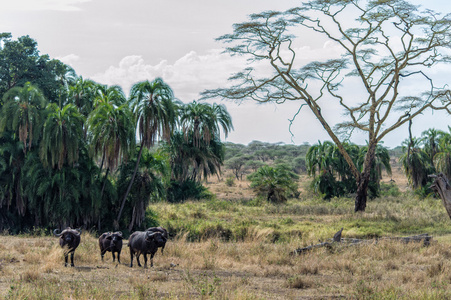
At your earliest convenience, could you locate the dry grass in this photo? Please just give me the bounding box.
[1,231,451,299]
[2,168,450,299]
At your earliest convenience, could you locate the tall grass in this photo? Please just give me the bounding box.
[2,192,451,299]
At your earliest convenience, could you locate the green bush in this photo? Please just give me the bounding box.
[380,182,401,197]
[248,165,299,203]
[166,180,213,203]
[225,176,235,187]
[142,207,159,229]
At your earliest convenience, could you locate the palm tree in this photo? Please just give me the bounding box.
[421,128,444,167]
[0,132,27,216]
[165,131,225,183]
[116,148,169,231]
[434,129,451,179]
[358,144,392,198]
[93,84,127,107]
[52,61,77,107]
[87,95,135,230]
[87,85,134,171]
[180,101,233,147]
[307,141,390,199]
[116,78,178,226]
[0,82,48,153]
[400,137,435,190]
[40,103,85,170]
[68,76,98,117]
[23,146,108,228]
[306,141,335,176]
[248,164,299,203]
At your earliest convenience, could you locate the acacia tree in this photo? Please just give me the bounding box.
[202,0,451,211]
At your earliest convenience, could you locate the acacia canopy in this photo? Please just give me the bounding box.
[202,0,451,211]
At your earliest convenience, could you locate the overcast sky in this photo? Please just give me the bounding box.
[1,0,450,148]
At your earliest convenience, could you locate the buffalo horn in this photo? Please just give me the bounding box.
[53,229,62,237]
[146,231,157,238]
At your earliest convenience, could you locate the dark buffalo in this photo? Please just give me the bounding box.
[146,226,168,254]
[98,231,123,263]
[128,230,167,268]
[53,227,81,267]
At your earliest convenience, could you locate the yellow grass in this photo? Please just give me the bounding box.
[1,231,451,299]
[1,167,449,299]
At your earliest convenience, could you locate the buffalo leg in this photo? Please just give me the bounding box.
[150,253,154,267]
[137,253,142,267]
[64,254,68,267]
[129,248,134,267]
[112,252,116,262]
[70,252,75,267]
[101,250,106,261]
[143,254,148,268]
[117,251,121,264]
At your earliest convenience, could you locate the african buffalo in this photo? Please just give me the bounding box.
[98,231,123,263]
[53,227,81,267]
[128,230,166,268]
[146,226,168,254]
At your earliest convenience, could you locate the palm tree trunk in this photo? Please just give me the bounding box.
[99,152,105,174]
[98,167,110,231]
[100,167,109,200]
[115,143,144,229]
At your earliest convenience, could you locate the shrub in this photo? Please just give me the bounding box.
[225,176,235,187]
[166,180,213,203]
[247,165,299,203]
[380,182,401,197]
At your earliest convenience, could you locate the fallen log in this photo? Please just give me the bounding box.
[292,230,432,255]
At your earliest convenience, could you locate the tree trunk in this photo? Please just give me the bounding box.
[354,142,377,212]
[355,174,369,212]
[430,173,451,219]
[115,143,144,229]
[97,167,110,231]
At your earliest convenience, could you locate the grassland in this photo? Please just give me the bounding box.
[2,173,451,299]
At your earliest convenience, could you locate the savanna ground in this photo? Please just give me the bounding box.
[2,168,451,299]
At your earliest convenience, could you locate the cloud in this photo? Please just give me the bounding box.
[3,0,91,11]
[88,41,448,147]
[90,41,345,101]
[91,49,247,101]
[57,54,80,66]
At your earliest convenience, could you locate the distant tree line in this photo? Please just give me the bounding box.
[224,141,309,181]
[0,33,232,233]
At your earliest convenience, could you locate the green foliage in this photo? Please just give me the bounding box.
[39,103,85,170]
[225,176,235,187]
[165,131,225,183]
[0,34,72,102]
[166,180,212,203]
[379,182,401,198]
[225,155,249,180]
[307,141,390,200]
[116,147,169,230]
[86,87,135,171]
[248,165,299,203]
[142,207,159,229]
[0,82,48,153]
[400,127,451,196]
[202,0,451,212]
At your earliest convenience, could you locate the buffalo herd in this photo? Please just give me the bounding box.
[53,226,168,268]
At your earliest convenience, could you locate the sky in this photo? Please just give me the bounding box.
[1,0,450,148]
